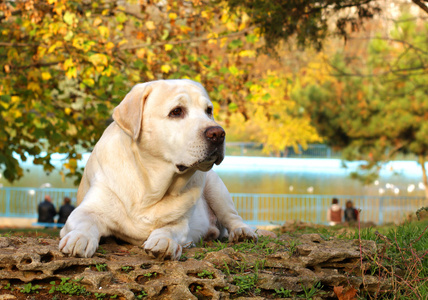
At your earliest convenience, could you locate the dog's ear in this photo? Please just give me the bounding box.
[113,83,153,141]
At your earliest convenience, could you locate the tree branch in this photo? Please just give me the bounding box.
[120,27,255,51]
[14,61,64,69]
[411,0,428,15]
[348,36,428,55]
[326,59,427,78]
[0,42,34,47]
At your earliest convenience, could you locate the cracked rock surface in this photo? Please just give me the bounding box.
[0,233,387,299]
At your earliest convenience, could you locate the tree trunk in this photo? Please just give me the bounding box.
[418,155,428,201]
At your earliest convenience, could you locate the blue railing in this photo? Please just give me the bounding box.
[0,187,425,225]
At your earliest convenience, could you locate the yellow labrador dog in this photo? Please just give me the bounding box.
[59,79,257,260]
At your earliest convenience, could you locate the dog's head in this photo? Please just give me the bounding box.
[113,79,225,173]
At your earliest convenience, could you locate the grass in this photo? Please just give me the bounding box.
[224,215,427,299]
[49,277,89,296]
[288,216,428,299]
[354,220,428,299]
[197,270,214,279]
[0,227,60,238]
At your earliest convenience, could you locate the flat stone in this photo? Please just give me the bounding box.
[0,234,389,299]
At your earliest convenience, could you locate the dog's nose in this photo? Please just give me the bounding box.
[204,126,225,145]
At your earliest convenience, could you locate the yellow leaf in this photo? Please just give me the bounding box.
[63,11,76,26]
[169,13,177,20]
[72,37,84,49]
[145,21,155,30]
[63,58,74,70]
[225,21,236,31]
[14,110,22,118]
[53,4,65,16]
[41,72,52,81]
[136,48,145,59]
[161,64,171,73]
[239,50,256,58]
[27,82,41,93]
[0,102,8,110]
[47,44,57,54]
[106,42,115,50]
[93,17,102,27]
[101,66,112,77]
[201,11,209,19]
[98,26,109,38]
[82,78,95,86]
[118,39,128,47]
[164,44,173,51]
[180,25,192,34]
[207,32,218,44]
[47,0,56,4]
[11,96,20,103]
[66,67,77,79]
[64,107,72,115]
[89,53,108,67]
[146,71,155,80]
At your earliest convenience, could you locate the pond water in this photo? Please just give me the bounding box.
[0,155,425,197]
[214,157,426,197]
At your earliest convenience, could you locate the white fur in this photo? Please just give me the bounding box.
[59,79,256,260]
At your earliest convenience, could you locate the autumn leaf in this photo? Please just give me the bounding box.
[145,21,155,30]
[89,53,108,67]
[161,64,171,73]
[334,286,358,300]
[41,72,52,81]
[63,11,76,26]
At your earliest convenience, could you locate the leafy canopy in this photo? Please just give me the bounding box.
[295,13,428,188]
[0,0,320,183]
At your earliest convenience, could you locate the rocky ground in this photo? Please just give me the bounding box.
[0,226,389,300]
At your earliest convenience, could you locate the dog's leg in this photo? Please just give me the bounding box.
[143,219,189,260]
[203,170,258,243]
[59,187,110,258]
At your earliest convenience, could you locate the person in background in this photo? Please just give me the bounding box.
[327,198,343,226]
[38,195,57,223]
[344,200,359,223]
[58,197,75,224]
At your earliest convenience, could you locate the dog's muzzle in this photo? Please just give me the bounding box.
[204,126,225,165]
[176,126,226,173]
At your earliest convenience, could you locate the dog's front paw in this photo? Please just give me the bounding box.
[59,231,99,258]
[143,236,182,260]
[229,226,258,243]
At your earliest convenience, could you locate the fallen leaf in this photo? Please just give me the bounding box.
[334,285,357,300]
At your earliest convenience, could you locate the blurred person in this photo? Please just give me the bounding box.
[327,198,343,226]
[38,195,57,223]
[344,200,359,223]
[58,197,75,224]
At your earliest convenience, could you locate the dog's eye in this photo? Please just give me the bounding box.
[169,107,183,117]
[206,107,213,116]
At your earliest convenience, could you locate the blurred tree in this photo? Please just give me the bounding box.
[227,72,321,156]
[0,0,321,183]
[295,13,428,197]
[225,0,428,51]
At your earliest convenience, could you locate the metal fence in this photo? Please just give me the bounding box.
[0,187,425,225]
[234,194,426,225]
[0,187,77,218]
